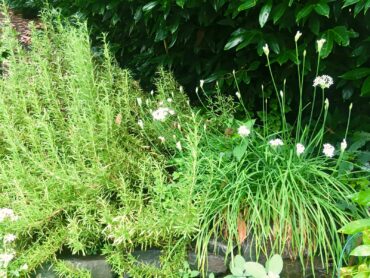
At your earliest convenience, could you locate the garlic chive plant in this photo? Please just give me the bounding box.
[136,34,366,276]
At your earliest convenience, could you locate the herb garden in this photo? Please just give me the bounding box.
[0,1,369,277]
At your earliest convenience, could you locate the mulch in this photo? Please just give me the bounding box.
[0,9,42,46]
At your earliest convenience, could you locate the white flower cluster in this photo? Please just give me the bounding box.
[152,107,175,121]
[269,138,284,147]
[296,143,305,155]
[322,143,335,158]
[0,252,15,268]
[313,75,334,89]
[0,208,18,222]
[237,125,251,137]
[3,234,16,244]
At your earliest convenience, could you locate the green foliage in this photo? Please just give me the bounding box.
[226,254,283,278]
[7,0,370,141]
[178,261,200,278]
[0,8,197,277]
[339,175,370,277]
[53,260,91,278]
[135,40,367,275]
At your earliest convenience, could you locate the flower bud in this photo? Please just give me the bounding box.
[324,98,329,109]
[262,44,269,56]
[295,31,302,42]
[317,39,326,53]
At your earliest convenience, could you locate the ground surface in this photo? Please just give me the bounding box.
[0,9,41,45]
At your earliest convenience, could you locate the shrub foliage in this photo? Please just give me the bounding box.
[7,0,370,138]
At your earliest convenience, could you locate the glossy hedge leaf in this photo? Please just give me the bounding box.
[350,245,370,256]
[309,16,320,35]
[354,1,365,17]
[314,2,330,17]
[361,76,370,96]
[224,35,244,50]
[342,86,354,100]
[238,0,257,12]
[330,26,351,46]
[176,0,185,8]
[342,0,361,8]
[142,1,158,12]
[213,0,227,11]
[272,3,287,23]
[236,30,260,51]
[259,2,272,28]
[348,131,370,151]
[339,219,370,234]
[296,4,314,22]
[340,68,370,80]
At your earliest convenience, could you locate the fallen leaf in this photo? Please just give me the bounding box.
[237,216,247,244]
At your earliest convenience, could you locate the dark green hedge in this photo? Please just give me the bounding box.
[7,0,370,140]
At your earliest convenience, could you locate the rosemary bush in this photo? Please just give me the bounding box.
[0,7,196,277]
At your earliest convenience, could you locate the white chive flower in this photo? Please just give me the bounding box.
[238,125,251,137]
[138,119,144,129]
[323,143,335,158]
[0,208,18,222]
[136,97,142,107]
[151,107,175,121]
[313,75,333,89]
[295,31,302,42]
[3,234,16,243]
[269,139,284,147]
[0,253,14,267]
[296,143,305,155]
[150,90,154,96]
[263,44,269,56]
[158,136,165,143]
[235,92,241,99]
[176,141,182,152]
[200,80,204,88]
[340,139,347,152]
[280,90,284,98]
[167,98,173,103]
[317,38,326,52]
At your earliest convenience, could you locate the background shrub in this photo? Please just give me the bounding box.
[6,0,370,146]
